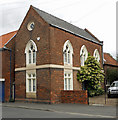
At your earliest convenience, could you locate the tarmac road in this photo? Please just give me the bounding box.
[1,102,117,118]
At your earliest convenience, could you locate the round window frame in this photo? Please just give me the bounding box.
[27,22,35,31]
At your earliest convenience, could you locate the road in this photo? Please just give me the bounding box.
[2,105,116,118]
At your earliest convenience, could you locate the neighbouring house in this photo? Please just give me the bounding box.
[104,53,118,87]
[0,31,17,102]
[0,5,104,104]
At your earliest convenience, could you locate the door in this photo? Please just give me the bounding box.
[82,81,88,90]
[0,81,5,102]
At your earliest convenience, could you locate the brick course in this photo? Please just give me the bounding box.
[61,90,88,104]
[49,26,103,67]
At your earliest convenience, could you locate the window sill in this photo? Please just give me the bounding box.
[26,92,36,98]
[26,64,36,68]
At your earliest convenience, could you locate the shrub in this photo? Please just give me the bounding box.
[77,56,105,97]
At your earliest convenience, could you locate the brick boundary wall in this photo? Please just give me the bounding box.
[61,90,88,104]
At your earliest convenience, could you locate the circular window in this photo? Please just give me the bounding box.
[27,22,35,31]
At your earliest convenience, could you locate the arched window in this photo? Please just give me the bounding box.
[93,49,100,62]
[80,45,88,66]
[25,40,37,65]
[63,40,73,90]
[63,40,73,65]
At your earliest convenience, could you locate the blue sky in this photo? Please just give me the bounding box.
[0,0,117,58]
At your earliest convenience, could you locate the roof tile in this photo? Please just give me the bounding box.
[0,31,17,48]
[104,53,118,66]
[32,6,102,45]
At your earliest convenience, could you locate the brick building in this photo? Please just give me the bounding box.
[0,31,17,102]
[0,5,103,104]
[104,53,118,86]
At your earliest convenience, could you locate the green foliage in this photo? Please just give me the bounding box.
[88,52,91,56]
[96,87,104,95]
[106,68,118,84]
[88,88,104,97]
[77,56,105,97]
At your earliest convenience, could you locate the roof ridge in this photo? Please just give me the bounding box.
[84,28,101,42]
[32,5,102,45]
[32,6,83,30]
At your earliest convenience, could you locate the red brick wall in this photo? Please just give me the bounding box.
[61,90,88,104]
[15,71,26,99]
[15,7,50,69]
[36,69,51,101]
[15,69,51,102]
[73,70,82,90]
[14,7,51,102]
[50,68,64,103]
[1,35,15,102]
[49,27,103,67]
[50,69,82,103]
[2,50,11,101]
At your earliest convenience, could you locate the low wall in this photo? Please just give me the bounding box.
[61,90,88,104]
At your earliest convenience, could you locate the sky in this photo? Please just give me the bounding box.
[0,0,117,59]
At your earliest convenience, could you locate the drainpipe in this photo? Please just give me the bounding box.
[3,46,12,101]
[100,41,104,68]
[100,41,107,104]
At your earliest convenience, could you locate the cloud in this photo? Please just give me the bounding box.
[0,0,117,58]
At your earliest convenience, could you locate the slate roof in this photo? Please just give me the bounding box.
[32,6,102,45]
[0,31,17,48]
[104,53,118,66]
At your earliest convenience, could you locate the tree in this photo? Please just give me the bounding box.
[106,68,118,85]
[77,56,105,97]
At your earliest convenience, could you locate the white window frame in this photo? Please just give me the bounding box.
[25,40,37,65]
[93,49,100,62]
[0,78,5,81]
[26,72,36,93]
[64,70,73,90]
[80,45,88,66]
[63,40,73,65]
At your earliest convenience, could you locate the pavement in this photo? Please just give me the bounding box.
[1,101,117,118]
[1,94,117,118]
[89,94,118,106]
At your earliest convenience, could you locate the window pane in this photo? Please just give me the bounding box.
[29,79,31,92]
[33,74,35,77]
[65,78,67,90]
[65,73,67,77]
[64,53,67,63]
[28,74,31,78]
[84,54,86,61]
[80,56,83,66]
[116,83,118,87]
[29,50,31,64]
[68,74,70,77]
[33,51,36,63]
[33,79,36,92]
[30,44,33,50]
[68,52,70,63]
[68,78,71,90]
